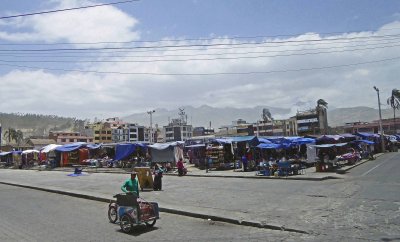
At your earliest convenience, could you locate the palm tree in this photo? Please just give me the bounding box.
[15,130,24,146]
[3,128,17,144]
[3,128,23,146]
[387,89,400,132]
[317,99,328,109]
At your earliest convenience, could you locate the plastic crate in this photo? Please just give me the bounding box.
[116,194,138,207]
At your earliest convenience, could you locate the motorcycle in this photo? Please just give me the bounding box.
[108,193,159,233]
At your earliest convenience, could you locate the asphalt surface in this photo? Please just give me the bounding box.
[0,184,312,242]
[0,152,399,241]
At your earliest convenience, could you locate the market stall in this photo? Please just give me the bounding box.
[55,142,88,167]
[148,142,184,165]
[21,149,39,167]
[205,138,234,170]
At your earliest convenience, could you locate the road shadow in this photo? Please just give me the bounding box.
[381,238,400,242]
[116,224,159,236]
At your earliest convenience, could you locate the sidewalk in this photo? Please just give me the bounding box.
[31,157,374,181]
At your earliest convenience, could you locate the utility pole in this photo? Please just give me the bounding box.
[147,110,155,144]
[373,86,385,153]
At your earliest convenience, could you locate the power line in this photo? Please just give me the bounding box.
[0,0,138,20]
[1,38,399,59]
[1,56,399,76]
[1,42,400,63]
[1,26,400,46]
[1,33,400,52]
[2,35,400,56]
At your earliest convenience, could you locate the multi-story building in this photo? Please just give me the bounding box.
[127,123,146,143]
[193,127,215,137]
[253,118,297,136]
[217,119,254,136]
[49,131,94,144]
[85,122,112,144]
[111,125,129,143]
[343,118,400,134]
[163,118,193,142]
[296,107,328,136]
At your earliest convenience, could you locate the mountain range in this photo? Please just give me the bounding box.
[123,105,395,129]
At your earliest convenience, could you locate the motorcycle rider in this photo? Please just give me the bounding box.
[121,171,140,197]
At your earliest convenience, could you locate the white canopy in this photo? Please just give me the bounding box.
[40,144,61,153]
[22,149,39,154]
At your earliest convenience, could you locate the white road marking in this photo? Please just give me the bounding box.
[362,159,388,176]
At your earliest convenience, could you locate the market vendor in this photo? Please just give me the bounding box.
[121,171,140,197]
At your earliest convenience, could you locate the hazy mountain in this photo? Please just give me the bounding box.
[327,106,394,127]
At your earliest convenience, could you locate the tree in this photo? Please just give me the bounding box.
[3,128,17,144]
[387,89,400,132]
[317,99,328,109]
[3,128,24,146]
[15,130,24,146]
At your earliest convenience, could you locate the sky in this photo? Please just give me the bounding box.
[0,0,399,121]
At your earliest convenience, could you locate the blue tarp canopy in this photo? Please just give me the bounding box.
[258,138,272,144]
[210,138,233,144]
[114,143,137,161]
[185,144,206,148]
[312,143,348,148]
[55,142,87,152]
[316,135,345,142]
[340,133,357,139]
[354,140,375,145]
[230,136,258,143]
[355,132,380,139]
[256,143,283,149]
[148,141,183,151]
[291,137,316,145]
[87,144,102,150]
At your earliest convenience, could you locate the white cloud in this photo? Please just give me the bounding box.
[0,0,140,45]
[0,8,399,122]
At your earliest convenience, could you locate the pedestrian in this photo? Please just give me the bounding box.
[241,155,248,172]
[206,156,213,173]
[177,158,184,176]
[153,164,164,191]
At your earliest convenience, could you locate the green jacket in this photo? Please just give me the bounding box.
[121,178,140,197]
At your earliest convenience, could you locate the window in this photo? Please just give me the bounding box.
[107,131,112,134]
[61,138,66,142]
[95,131,100,134]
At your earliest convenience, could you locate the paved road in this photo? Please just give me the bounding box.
[0,152,399,241]
[0,184,311,242]
[321,152,400,241]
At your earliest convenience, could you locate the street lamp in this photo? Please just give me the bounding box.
[147,110,155,144]
[373,86,385,153]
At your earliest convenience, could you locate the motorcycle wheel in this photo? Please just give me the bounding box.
[145,219,156,227]
[120,214,134,233]
[108,204,118,223]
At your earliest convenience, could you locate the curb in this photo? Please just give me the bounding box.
[18,167,338,181]
[0,181,309,234]
[165,173,334,181]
